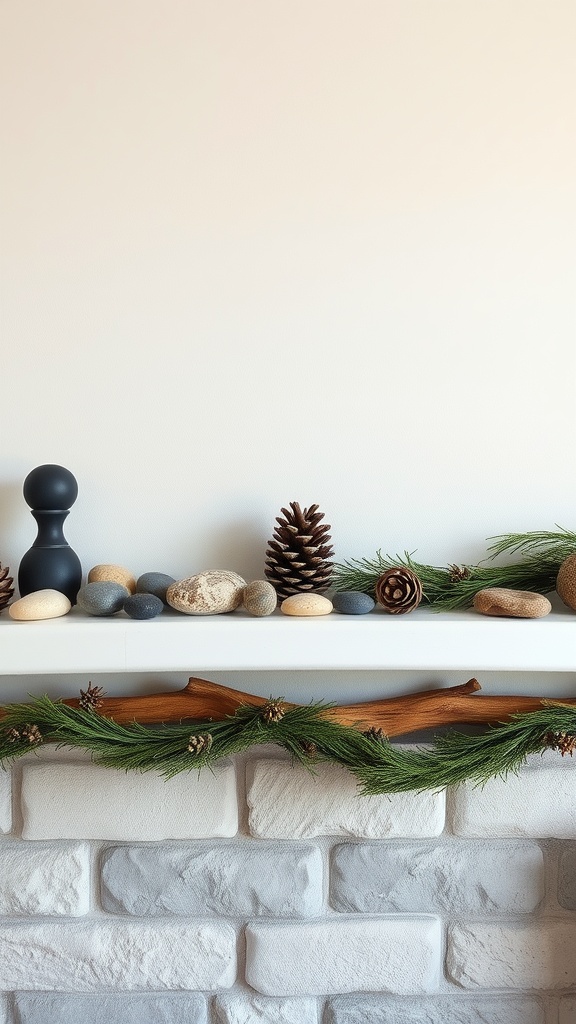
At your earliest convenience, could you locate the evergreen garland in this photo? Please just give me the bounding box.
[2,694,575,793]
[331,528,576,611]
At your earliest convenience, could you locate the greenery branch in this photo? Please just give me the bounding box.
[2,693,576,794]
[331,527,576,610]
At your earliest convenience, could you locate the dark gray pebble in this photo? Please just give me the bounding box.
[136,572,176,604]
[123,593,164,620]
[77,581,129,616]
[332,591,375,615]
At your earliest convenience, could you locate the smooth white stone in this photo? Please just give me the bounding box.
[8,590,71,621]
[280,593,333,616]
[166,570,246,615]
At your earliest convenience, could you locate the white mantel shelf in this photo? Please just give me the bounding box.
[1,605,575,675]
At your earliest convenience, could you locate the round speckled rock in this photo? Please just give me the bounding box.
[472,588,552,619]
[332,591,375,615]
[77,581,129,616]
[242,580,277,617]
[280,593,333,616]
[123,592,164,620]
[136,572,176,604]
[88,564,137,594]
[9,589,71,621]
[166,570,246,615]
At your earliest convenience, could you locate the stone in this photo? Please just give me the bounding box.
[136,572,176,603]
[472,588,551,618]
[76,581,129,616]
[326,996,545,1024]
[332,591,375,614]
[447,921,576,989]
[214,995,317,1024]
[15,993,208,1024]
[123,593,164,620]
[8,589,71,621]
[242,580,277,616]
[166,570,246,615]
[280,593,333,616]
[556,552,576,610]
[88,564,137,594]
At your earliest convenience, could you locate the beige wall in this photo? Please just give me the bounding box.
[1,0,575,582]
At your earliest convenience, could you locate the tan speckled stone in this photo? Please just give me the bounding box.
[280,593,333,616]
[557,553,576,611]
[242,580,278,617]
[88,564,137,594]
[9,589,72,621]
[166,570,246,615]
[473,588,551,619]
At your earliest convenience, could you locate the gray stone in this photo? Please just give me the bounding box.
[15,992,207,1024]
[558,846,576,908]
[136,572,176,603]
[76,581,129,616]
[123,592,164,619]
[100,842,322,917]
[332,591,375,615]
[325,995,545,1023]
[330,840,544,914]
[242,579,278,616]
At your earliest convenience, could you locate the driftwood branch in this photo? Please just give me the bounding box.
[52,676,576,737]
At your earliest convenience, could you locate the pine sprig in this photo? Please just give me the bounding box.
[332,529,576,611]
[1,693,576,794]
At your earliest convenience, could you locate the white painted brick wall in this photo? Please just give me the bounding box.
[0,842,89,915]
[447,921,576,989]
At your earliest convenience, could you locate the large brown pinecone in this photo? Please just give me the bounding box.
[265,502,334,601]
[0,565,14,614]
[375,566,422,614]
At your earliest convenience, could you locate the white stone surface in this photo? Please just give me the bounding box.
[0,921,236,990]
[247,760,445,838]
[214,994,318,1024]
[0,842,89,915]
[0,770,11,834]
[21,760,238,840]
[246,918,441,996]
[447,921,576,989]
[450,751,576,837]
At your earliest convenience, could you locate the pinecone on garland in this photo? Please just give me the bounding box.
[0,565,14,614]
[265,502,334,602]
[375,566,423,614]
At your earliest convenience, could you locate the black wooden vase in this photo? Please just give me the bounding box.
[18,464,82,604]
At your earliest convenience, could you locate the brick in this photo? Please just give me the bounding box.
[0,921,235,990]
[0,842,89,915]
[14,992,207,1024]
[214,994,318,1023]
[560,996,576,1024]
[101,842,322,917]
[245,917,441,996]
[247,760,444,838]
[21,760,237,840]
[0,770,11,833]
[330,840,544,914]
[450,750,576,837]
[325,995,545,1023]
[557,846,576,908]
[447,921,576,989]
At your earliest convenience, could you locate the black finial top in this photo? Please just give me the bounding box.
[23,464,78,510]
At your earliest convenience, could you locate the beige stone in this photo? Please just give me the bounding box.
[9,589,72,621]
[472,588,551,619]
[166,570,246,615]
[556,553,576,611]
[280,593,333,616]
[88,564,137,594]
[242,580,277,617]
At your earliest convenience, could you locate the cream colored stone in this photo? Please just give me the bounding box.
[472,588,551,619]
[166,570,246,615]
[88,564,137,594]
[243,580,277,617]
[280,593,333,616]
[557,552,576,611]
[9,590,71,621]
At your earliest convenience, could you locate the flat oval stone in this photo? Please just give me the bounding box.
[332,591,375,615]
[77,581,129,616]
[9,589,71,621]
[123,593,164,620]
[280,593,333,616]
[473,588,552,619]
[136,572,176,604]
[166,570,246,615]
[88,564,137,594]
[243,580,277,617]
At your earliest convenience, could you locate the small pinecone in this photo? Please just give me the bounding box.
[363,726,387,743]
[545,731,576,757]
[299,740,318,758]
[0,565,14,614]
[188,733,213,756]
[265,502,334,601]
[261,699,286,724]
[448,564,471,583]
[79,683,106,712]
[375,567,423,615]
[21,724,43,745]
